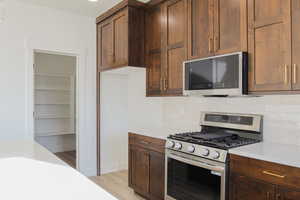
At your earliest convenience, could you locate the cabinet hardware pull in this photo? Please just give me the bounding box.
[164,79,168,91]
[214,36,219,51]
[160,78,164,91]
[262,171,285,178]
[140,141,150,145]
[209,38,213,53]
[293,64,297,84]
[284,64,288,84]
[267,192,270,200]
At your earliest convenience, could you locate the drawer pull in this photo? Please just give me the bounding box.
[209,38,213,53]
[164,79,168,91]
[263,171,285,178]
[139,141,150,145]
[293,64,297,84]
[284,64,288,84]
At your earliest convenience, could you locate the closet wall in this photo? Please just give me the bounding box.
[34,52,76,153]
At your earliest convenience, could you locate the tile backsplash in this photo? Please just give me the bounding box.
[127,70,300,146]
[160,96,300,145]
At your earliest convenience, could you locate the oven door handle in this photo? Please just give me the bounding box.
[168,153,225,173]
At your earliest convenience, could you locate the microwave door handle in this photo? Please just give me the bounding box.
[168,153,225,173]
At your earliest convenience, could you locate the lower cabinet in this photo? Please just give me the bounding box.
[149,151,165,200]
[130,147,150,196]
[278,187,300,200]
[230,154,300,200]
[129,133,165,200]
[230,173,276,200]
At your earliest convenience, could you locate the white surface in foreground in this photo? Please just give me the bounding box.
[0,141,117,200]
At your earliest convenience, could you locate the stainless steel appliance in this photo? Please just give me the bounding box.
[183,52,248,96]
[165,112,263,200]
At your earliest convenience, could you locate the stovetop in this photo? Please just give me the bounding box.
[168,131,260,150]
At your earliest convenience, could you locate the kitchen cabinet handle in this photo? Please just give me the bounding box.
[262,171,285,178]
[164,79,168,91]
[266,192,270,200]
[160,78,164,91]
[293,64,297,84]
[139,141,150,145]
[284,64,288,84]
[214,36,220,51]
[209,38,213,53]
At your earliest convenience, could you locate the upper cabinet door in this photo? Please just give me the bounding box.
[162,0,188,95]
[97,20,114,71]
[292,0,300,90]
[248,0,292,92]
[213,0,248,55]
[187,0,214,59]
[112,10,129,67]
[146,6,163,96]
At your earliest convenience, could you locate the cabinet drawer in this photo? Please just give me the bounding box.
[230,154,300,189]
[129,132,165,154]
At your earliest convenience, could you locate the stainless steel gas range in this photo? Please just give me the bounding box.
[165,112,263,200]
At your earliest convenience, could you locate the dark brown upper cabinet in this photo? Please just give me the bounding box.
[146,0,188,96]
[96,0,145,71]
[292,0,300,90]
[187,0,247,60]
[213,0,248,55]
[145,5,163,96]
[162,0,188,96]
[187,0,213,59]
[248,0,292,92]
[97,19,114,70]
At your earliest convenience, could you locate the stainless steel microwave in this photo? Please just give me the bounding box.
[183,52,248,96]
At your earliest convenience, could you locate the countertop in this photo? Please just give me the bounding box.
[0,140,117,200]
[229,142,300,168]
[128,128,168,140]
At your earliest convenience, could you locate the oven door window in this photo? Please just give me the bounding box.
[167,157,221,200]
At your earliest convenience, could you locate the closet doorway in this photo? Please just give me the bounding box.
[33,51,77,169]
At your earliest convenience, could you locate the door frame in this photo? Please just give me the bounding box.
[26,47,83,171]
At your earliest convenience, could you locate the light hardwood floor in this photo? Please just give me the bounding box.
[90,170,145,200]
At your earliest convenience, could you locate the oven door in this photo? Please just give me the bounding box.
[165,150,227,200]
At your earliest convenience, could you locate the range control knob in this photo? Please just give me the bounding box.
[211,151,220,159]
[200,148,210,156]
[187,145,195,153]
[166,141,175,148]
[174,142,182,150]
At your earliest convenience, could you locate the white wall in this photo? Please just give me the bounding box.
[100,73,129,174]
[0,0,96,176]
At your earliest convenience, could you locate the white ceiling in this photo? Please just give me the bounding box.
[16,0,150,18]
